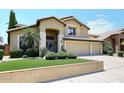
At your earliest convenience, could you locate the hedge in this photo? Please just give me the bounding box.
[0,49,4,60]
[10,49,23,58]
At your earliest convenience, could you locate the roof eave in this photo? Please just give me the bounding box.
[36,16,66,26]
[61,17,90,30]
[63,37,103,42]
[7,24,36,33]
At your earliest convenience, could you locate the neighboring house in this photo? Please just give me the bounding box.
[97,29,124,52]
[7,16,103,56]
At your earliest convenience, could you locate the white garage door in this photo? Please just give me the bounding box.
[92,42,101,55]
[65,40,90,56]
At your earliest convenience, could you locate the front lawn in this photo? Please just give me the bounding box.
[0,59,91,72]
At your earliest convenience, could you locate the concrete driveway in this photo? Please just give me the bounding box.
[53,55,124,83]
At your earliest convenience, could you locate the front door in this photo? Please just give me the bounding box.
[46,36,57,52]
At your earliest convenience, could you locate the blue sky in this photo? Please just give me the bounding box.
[0,9,124,43]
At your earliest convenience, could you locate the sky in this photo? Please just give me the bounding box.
[0,9,124,44]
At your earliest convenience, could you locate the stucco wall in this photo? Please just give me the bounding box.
[39,18,65,34]
[63,19,88,37]
[0,61,103,83]
[39,18,65,51]
[9,26,37,51]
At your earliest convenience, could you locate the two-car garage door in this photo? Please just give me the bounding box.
[65,40,102,56]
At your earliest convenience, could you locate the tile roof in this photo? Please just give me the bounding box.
[97,28,124,40]
[7,16,89,33]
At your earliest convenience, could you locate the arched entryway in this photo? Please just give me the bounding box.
[46,29,59,52]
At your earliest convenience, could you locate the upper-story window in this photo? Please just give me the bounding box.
[67,27,76,36]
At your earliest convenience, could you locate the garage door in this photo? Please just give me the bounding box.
[92,42,101,55]
[65,40,90,56]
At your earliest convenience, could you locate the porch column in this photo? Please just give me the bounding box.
[90,42,93,55]
[115,36,120,52]
[39,31,46,50]
[58,32,63,52]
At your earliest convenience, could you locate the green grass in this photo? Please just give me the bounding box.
[0,59,91,72]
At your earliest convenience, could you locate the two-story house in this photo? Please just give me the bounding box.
[7,16,103,56]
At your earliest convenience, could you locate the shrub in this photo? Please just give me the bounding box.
[57,52,67,59]
[10,49,23,58]
[25,48,39,57]
[67,52,77,59]
[0,49,4,60]
[22,55,28,58]
[107,51,113,56]
[117,51,124,57]
[45,52,56,60]
[103,41,114,54]
[40,48,49,58]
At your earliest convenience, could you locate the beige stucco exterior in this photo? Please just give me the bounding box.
[9,26,37,51]
[63,19,88,37]
[8,16,102,56]
[39,18,65,52]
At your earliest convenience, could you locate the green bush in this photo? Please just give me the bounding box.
[0,49,4,60]
[45,52,56,60]
[25,48,39,57]
[40,48,48,58]
[57,51,67,59]
[67,52,77,59]
[107,51,113,56]
[10,49,23,58]
[117,51,124,57]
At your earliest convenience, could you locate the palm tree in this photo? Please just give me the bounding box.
[21,28,40,51]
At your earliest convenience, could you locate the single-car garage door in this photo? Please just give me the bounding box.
[65,40,90,56]
[92,42,101,55]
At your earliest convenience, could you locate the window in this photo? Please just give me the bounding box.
[19,36,30,51]
[67,27,76,36]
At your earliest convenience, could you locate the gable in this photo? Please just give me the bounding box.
[37,17,66,26]
[39,17,65,31]
[62,19,89,30]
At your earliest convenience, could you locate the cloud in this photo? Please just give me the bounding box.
[96,14,105,17]
[87,18,115,34]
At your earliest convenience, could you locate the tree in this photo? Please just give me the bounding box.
[103,41,114,54]
[21,28,40,51]
[0,36,3,43]
[8,10,18,29]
